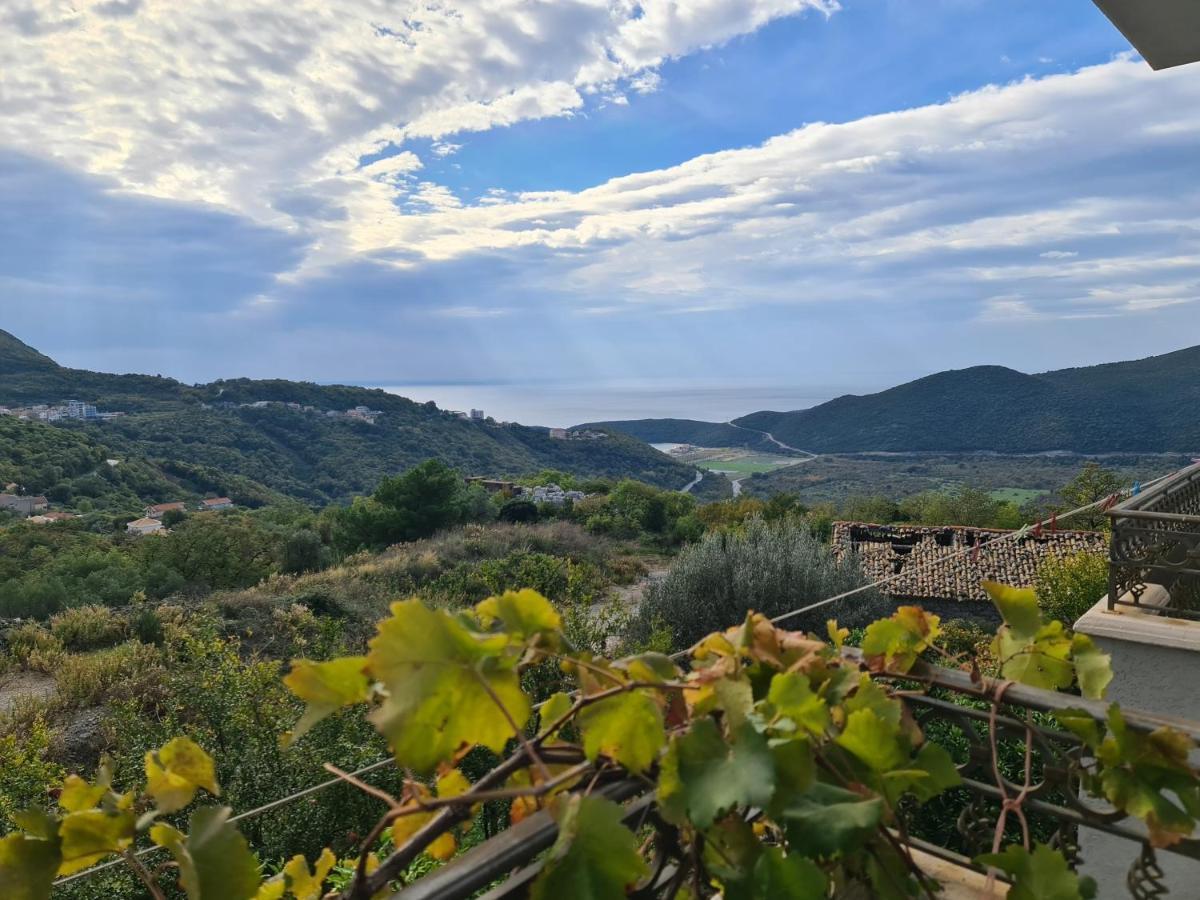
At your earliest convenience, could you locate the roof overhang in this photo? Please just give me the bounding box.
[1091,0,1200,69]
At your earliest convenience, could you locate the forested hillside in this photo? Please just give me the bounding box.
[0,331,695,501]
[592,345,1200,453]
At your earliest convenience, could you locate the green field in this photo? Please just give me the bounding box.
[686,450,801,476]
[988,487,1048,505]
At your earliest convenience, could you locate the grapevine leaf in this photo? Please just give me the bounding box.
[253,881,286,900]
[282,656,370,746]
[976,843,1097,900]
[388,786,457,861]
[280,848,336,900]
[836,709,906,773]
[827,620,849,650]
[576,690,665,774]
[714,677,755,732]
[780,783,883,857]
[150,806,261,900]
[474,589,561,639]
[436,768,471,799]
[766,672,829,737]
[1096,705,1200,847]
[843,675,903,727]
[145,737,220,815]
[704,815,761,891]
[983,581,1042,641]
[530,795,647,900]
[1071,634,1112,700]
[57,809,135,875]
[0,815,61,900]
[539,691,573,739]
[993,622,1074,693]
[769,738,816,813]
[1054,708,1102,749]
[908,742,961,800]
[658,719,775,829]
[861,606,941,673]
[367,599,529,774]
[751,848,827,899]
[58,775,108,814]
[614,652,680,683]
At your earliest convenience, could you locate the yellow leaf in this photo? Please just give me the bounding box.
[57,809,135,876]
[436,769,471,800]
[58,775,107,814]
[282,848,336,900]
[282,657,371,746]
[145,737,220,815]
[474,589,561,638]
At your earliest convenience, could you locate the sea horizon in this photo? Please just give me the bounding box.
[372,380,862,429]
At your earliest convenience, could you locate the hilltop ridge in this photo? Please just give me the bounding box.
[0,332,696,503]
[584,347,1200,453]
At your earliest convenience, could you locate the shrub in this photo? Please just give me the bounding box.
[631,517,889,651]
[0,715,63,830]
[3,622,64,670]
[52,641,164,709]
[49,605,128,652]
[1034,551,1108,626]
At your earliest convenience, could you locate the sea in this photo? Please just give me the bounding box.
[375,381,850,428]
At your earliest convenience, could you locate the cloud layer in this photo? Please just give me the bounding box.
[2,2,1199,391]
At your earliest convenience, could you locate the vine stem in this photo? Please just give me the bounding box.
[122,848,168,900]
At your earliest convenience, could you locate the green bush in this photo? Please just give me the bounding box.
[49,605,128,652]
[631,517,888,651]
[0,715,64,831]
[1034,551,1108,626]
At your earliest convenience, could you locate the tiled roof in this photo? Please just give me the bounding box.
[831,521,1108,604]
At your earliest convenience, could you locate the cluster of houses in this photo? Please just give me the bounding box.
[465,477,586,506]
[0,400,124,422]
[831,521,1108,605]
[448,409,487,422]
[125,497,234,536]
[548,428,607,441]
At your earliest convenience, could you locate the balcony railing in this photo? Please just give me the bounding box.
[390,654,1200,899]
[1107,462,1200,619]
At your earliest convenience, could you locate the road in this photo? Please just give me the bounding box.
[680,469,704,493]
[723,420,819,458]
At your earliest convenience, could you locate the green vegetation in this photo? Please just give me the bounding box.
[988,486,1046,505]
[0,330,699,508]
[631,518,889,651]
[7,583,1175,900]
[1034,551,1109,625]
[733,345,1200,452]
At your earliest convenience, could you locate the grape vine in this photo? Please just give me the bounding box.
[3,584,1198,899]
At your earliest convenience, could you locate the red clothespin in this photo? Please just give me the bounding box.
[1049,512,1057,533]
[1032,521,1043,537]
[971,541,981,563]
[1102,493,1118,512]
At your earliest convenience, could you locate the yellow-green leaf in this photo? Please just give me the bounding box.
[766,672,829,737]
[151,807,261,900]
[282,656,370,746]
[367,599,529,774]
[145,737,220,815]
[57,809,135,876]
[0,820,61,900]
[976,843,1097,900]
[1071,634,1113,700]
[577,690,665,774]
[836,709,907,773]
[436,768,471,799]
[861,607,941,673]
[983,581,1042,641]
[658,720,775,829]
[474,589,561,638]
[58,775,108,814]
[281,848,336,900]
[539,691,573,739]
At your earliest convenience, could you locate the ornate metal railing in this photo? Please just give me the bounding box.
[1108,462,1200,619]
[390,656,1200,899]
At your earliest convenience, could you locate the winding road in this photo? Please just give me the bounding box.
[724,420,819,458]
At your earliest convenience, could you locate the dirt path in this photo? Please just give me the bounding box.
[0,671,55,716]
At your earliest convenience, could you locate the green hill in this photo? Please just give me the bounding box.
[0,331,694,504]
[590,345,1200,453]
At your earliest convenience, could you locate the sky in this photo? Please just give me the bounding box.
[2,0,1199,421]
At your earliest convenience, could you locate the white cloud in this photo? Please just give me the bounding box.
[1039,250,1078,259]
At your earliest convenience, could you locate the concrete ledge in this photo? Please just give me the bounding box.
[1074,587,1200,653]
[911,849,1009,898]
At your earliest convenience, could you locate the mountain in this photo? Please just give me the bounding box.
[0,331,697,503]
[591,346,1200,454]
